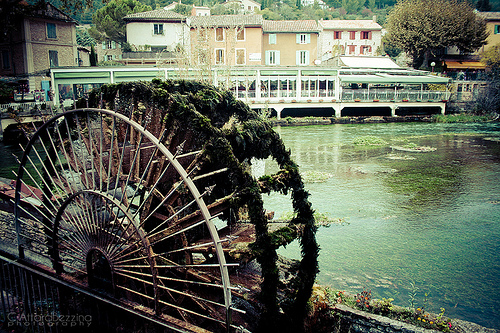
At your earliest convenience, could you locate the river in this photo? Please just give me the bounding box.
[1,122,499,329]
[257,122,500,329]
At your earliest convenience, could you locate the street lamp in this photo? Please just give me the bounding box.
[431,61,436,72]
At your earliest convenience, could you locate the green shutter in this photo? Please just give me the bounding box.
[306,34,311,44]
[296,51,300,65]
[296,34,301,44]
[276,51,280,65]
[102,41,106,49]
[265,51,270,65]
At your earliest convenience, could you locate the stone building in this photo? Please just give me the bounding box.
[0,2,77,101]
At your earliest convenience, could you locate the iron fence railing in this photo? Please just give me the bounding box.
[0,253,194,333]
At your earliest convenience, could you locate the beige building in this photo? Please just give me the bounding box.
[479,12,500,53]
[189,15,264,67]
[0,2,77,97]
[262,20,320,66]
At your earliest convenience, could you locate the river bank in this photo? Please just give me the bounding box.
[270,114,498,126]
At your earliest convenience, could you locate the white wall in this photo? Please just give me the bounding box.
[319,29,382,61]
[126,22,190,51]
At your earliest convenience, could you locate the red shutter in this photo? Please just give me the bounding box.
[369,31,372,40]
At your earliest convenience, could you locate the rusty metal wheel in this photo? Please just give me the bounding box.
[14,108,238,331]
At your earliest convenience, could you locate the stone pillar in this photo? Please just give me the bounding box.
[391,104,396,117]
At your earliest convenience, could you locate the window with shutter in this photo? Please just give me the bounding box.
[154,24,164,35]
[269,34,276,44]
[47,23,57,39]
[215,48,224,64]
[236,49,245,65]
[49,50,59,67]
[216,28,224,41]
[349,31,356,40]
[237,28,245,41]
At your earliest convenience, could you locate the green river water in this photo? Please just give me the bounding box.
[1,122,499,329]
[259,122,500,329]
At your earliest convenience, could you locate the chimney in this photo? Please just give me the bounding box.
[373,15,377,23]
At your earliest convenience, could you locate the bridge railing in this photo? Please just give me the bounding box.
[341,90,450,102]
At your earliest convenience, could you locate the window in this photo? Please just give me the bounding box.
[215,48,224,64]
[349,31,356,40]
[269,34,276,44]
[154,24,164,35]
[2,50,10,69]
[47,23,57,39]
[265,50,280,65]
[361,31,371,39]
[495,25,500,34]
[348,45,356,55]
[49,50,59,67]
[296,50,309,65]
[216,28,224,41]
[361,45,372,55]
[334,31,341,39]
[107,55,113,61]
[237,28,245,41]
[297,33,310,44]
[236,49,245,65]
[107,41,112,49]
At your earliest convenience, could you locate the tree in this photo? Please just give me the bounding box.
[90,0,152,43]
[341,0,365,13]
[477,0,492,11]
[385,0,489,68]
[90,45,98,66]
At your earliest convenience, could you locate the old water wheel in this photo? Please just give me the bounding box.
[13,80,319,332]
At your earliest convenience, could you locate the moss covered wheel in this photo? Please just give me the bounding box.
[14,80,319,332]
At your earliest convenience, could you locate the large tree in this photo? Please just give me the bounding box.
[385,0,488,68]
[89,0,152,43]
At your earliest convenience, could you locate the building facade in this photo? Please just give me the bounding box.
[189,15,264,67]
[125,9,189,53]
[479,12,500,53]
[0,2,77,98]
[262,20,320,66]
[318,19,382,61]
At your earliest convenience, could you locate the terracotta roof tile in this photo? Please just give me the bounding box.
[124,9,186,21]
[479,12,500,20]
[263,20,320,32]
[189,14,264,27]
[319,19,382,30]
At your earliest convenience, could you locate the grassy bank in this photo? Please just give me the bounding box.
[431,113,497,123]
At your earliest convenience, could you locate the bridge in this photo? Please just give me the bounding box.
[50,65,451,118]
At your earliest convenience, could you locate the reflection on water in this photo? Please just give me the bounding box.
[264,122,500,329]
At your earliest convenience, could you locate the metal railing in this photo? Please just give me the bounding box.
[0,253,194,333]
[341,90,450,102]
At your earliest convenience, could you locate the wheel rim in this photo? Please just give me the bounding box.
[14,108,233,329]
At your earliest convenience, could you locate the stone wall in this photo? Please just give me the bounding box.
[331,304,500,333]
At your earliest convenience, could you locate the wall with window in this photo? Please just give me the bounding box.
[263,32,318,66]
[190,26,262,66]
[4,17,77,75]
[318,22,382,61]
[126,21,189,52]
[483,20,500,53]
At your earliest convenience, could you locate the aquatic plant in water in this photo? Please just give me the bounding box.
[353,135,387,146]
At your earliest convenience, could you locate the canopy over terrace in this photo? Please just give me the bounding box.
[339,73,451,85]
